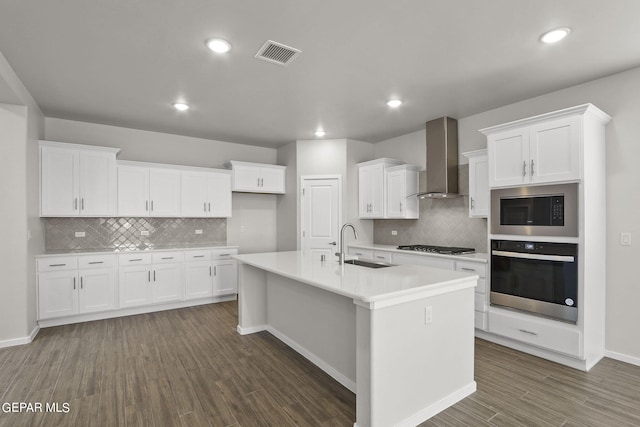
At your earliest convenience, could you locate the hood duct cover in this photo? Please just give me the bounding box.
[418,116,460,199]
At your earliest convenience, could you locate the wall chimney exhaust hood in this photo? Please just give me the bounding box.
[417,116,460,199]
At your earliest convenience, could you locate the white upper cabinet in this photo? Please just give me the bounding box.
[385,164,420,219]
[358,158,418,219]
[482,105,608,188]
[463,149,489,218]
[40,141,119,217]
[227,161,286,194]
[181,170,232,217]
[117,163,181,217]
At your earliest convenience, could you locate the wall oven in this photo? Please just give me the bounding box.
[491,183,578,237]
[491,240,578,323]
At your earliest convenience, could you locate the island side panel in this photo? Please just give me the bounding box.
[266,272,357,391]
[237,262,269,334]
[356,285,476,427]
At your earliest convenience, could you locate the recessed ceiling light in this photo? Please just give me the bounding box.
[206,38,232,53]
[540,28,571,44]
[314,130,326,137]
[387,99,403,108]
[173,102,190,111]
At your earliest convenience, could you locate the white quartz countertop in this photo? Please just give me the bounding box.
[234,251,478,306]
[348,243,489,263]
[37,245,238,258]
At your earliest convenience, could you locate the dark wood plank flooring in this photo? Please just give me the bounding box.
[0,301,639,426]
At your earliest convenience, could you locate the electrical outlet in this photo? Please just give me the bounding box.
[621,232,632,246]
[75,231,86,238]
[140,230,149,236]
[391,230,397,236]
[195,229,203,235]
[425,306,433,324]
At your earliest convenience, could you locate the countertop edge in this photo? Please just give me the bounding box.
[37,245,239,258]
[347,243,488,263]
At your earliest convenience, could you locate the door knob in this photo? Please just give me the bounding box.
[329,241,337,246]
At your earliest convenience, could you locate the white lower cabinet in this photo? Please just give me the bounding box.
[119,264,152,308]
[184,249,238,300]
[119,252,184,307]
[185,259,214,299]
[213,258,238,296]
[38,255,117,320]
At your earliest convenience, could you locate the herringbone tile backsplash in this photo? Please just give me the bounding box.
[44,217,227,252]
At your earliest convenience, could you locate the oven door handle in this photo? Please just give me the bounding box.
[492,250,575,263]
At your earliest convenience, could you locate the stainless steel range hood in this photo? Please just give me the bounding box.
[417,116,460,199]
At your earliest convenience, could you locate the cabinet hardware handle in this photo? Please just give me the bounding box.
[531,159,535,176]
[146,201,149,211]
[209,266,212,276]
[376,256,385,260]
[204,202,207,212]
[74,198,78,210]
[151,200,154,211]
[261,178,264,187]
[470,197,474,209]
[81,198,84,210]
[153,271,156,281]
[49,263,66,267]
[73,277,76,290]
[208,202,211,212]
[148,271,151,282]
[400,202,403,212]
[161,257,174,260]
[80,277,83,289]
[214,266,217,276]
[257,177,260,186]
[130,258,143,262]
[519,329,538,336]
[460,267,476,272]
[219,253,230,257]
[522,161,527,177]
[88,261,103,264]
[194,255,205,258]
[354,252,363,256]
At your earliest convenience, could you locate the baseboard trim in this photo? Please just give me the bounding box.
[604,349,640,367]
[0,324,40,349]
[397,381,477,427]
[265,325,357,393]
[237,324,267,335]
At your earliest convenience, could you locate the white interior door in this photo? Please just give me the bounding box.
[301,176,341,261]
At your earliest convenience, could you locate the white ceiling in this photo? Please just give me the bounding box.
[1,0,639,148]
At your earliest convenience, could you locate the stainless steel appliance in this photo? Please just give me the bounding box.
[490,239,578,323]
[397,245,475,255]
[491,183,578,237]
[416,117,460,199]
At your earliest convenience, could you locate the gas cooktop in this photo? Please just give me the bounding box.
[396,245,475,255]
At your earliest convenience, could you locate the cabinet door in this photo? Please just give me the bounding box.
[117,165,150,216]
[370,163,385,217]
[185,261,214,299]
[386,170,404,218]
[38,271,78,319]
[152,263,184,303]
[119,265,152,308]
[181,171,209,217]
[40,145,79,216]
[79,151,117,216]
[469,155,489,218]
[78,268,116,313]
[212,260,237,296]
[259,167,285,193]
[529,116,581,184]
[207,172,232,217]
[149,168,181,216]
[358,166,372,218]
[488,128,529,188]
[232,164,260,192]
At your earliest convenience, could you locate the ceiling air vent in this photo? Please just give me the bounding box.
[255,40,301,66]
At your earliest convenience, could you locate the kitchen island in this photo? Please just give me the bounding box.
[235,251,478,427]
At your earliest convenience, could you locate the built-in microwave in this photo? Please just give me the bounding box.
[491,183,578,237]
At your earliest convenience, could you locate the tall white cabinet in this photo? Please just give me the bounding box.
[40,141,119,217]
[462,149,489,218]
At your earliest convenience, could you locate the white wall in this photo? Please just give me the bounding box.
[456,66,640,362]
[276,141,298,251]
[374,129,426,168]
[44,118,281,254]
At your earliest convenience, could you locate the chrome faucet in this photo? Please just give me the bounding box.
[336,223,358,264]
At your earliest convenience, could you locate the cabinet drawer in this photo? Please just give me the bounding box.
[372,251,392,263]
[212,249,237,260]
[37,256,77,272]
[455,261,486,278]
[474,292,487,312]
[184,250,212,262]
[119,253,152,266]
[78,254,116,269]
[348,248,374,260]
[474,311,487,330]
[488,309,581,357]
[152,251,184,264]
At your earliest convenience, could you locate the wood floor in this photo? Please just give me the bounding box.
[0,302,639,427]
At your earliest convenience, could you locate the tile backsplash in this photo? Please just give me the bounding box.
[373,165,488,253]
[44,217,227,252]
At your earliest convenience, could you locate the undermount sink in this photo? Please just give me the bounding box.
[344,259,394,269]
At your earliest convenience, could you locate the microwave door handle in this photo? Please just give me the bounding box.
[492,250,575,263]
